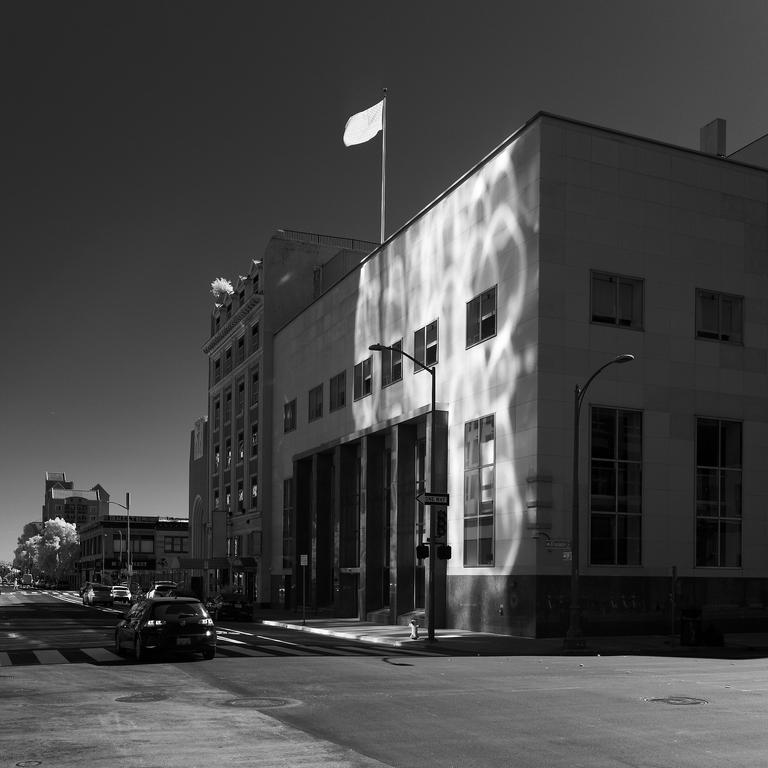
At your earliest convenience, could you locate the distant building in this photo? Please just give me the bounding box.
[42,472,109,525]
[78,516,189,588]
[198,231,377,603]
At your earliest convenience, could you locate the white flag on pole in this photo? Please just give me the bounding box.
[343,99,384,146]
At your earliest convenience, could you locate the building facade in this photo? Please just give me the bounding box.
[78,516,189,589]
[43,472,110,525]
[268,112,768,637]
[199,231,378,604]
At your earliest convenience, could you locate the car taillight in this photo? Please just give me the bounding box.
[201,617,214,626]
[144,619,166,628]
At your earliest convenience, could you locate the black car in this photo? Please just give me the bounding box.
[114,596,216,661]
[206,591,253,622]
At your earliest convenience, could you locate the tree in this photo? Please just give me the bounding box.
[13,518,79,579]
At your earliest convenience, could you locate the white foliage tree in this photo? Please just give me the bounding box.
[210,277,234,306]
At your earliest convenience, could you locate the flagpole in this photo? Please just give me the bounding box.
[380,88,387,244]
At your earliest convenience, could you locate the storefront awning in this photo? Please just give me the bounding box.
[233,557,258,569]
[206,557,231,569]
[178,558,206,569]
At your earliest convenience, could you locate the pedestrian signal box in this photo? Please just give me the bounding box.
[416,543,430,559]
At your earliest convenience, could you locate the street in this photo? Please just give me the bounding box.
[2,589,768,767]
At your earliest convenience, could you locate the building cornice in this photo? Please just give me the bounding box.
[202,293,263,355]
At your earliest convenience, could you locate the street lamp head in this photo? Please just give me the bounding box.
[614,353,635,364]
[368,343,384,352]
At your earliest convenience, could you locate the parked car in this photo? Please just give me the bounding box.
[206,590,253,622]
[110,585,132,606]
[82,583,114,607]
[114,597,216,661]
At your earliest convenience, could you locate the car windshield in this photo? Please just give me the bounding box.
[92,585,111,592]
[151,602,209,620]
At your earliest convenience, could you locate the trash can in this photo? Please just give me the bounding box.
[680,608,702,646]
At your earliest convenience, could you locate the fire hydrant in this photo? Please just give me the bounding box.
[409,618,419,640]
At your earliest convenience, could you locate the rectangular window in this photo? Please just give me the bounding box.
[308,384,323,421]
[329,371,346,411]
[213,399,220,432]
[251,422,258,448]
[282,478,294,570]
[225,439,231,469]
[224,346,233,374]
[251,475,258,508]
[163,536,187,553]
[463,415,495,566]
[225,485,231,509]
[353,357,372,400]
[213,445,220,473]
[214,358,221,383]
[236,379,245,413]
[591,272,643,329]
[236,336,245,364]
[696,418,742,567]
[466,286,497,347]
[237,432,244,463]
[250,366,260,408]
[381,340,403,387]
[589,407,643,566]
[696,289,743,343]
[283,399,297,432]
[224,389,232,423]
[251,322,260,352]
[237,480,244,506]
[414,320,438,370]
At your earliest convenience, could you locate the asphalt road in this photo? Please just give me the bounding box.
[2,589,767,768]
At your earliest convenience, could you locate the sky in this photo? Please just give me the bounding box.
[2,0,768,562]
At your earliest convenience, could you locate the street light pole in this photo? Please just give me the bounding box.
[565,353,635,650]
[106,492,131,584]
[370,343,439,642]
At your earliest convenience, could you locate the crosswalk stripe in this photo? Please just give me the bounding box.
[216,646,273,657]
[33,649,69,664]
[81,647,122,662]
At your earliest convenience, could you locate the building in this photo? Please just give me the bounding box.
[199,231,378,604]
[78,516,189,588]
[43,472,109,525]
[267,112,768,637]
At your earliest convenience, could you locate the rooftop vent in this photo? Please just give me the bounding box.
[700,118,726,157]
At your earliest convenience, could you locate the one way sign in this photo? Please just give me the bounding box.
[416,492,450,506]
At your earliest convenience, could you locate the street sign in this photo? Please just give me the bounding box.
[300,554,308,566]
[416,492,450,506]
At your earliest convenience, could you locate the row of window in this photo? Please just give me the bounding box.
[212,322,261,384]
[212,366,259,432]
[81,535,187,556]
[213,475,259,513]
[213,423,259,475]
[461,410,742,569]
[283,287,498,432]
[592,271,744,343]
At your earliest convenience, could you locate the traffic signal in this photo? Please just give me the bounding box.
[416,543,429,559]
[437,545,452,560]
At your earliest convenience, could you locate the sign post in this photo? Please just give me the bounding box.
[300,554,308,625]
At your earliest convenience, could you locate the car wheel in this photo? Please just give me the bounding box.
[202,647,215,660]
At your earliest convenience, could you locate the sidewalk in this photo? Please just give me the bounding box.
[256,613,768,659]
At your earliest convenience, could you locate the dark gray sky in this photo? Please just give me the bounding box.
[2,0,767,561]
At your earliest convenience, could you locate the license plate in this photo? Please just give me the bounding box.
[176,637,191,646]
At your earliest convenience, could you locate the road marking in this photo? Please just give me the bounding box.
[254,644,308,655]
[81,647,122,662]
[217,646,273,657]
[217,635,248,645]
[33,649,68,664]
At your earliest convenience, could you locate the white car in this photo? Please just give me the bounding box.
[110,585,132,606]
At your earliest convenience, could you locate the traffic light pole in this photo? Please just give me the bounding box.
[427,366,436,642]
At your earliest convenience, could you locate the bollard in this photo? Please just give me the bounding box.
[409,618,419,640]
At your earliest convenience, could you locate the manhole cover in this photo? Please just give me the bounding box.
[16,762,43,767]
[222,697,294,709]
[646,696,708,705]
[115,692,169,703]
